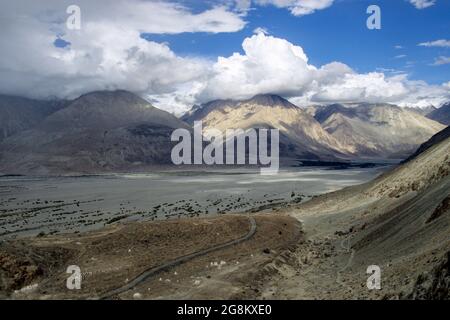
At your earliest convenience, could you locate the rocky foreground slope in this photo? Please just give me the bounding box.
[266,126,450,299]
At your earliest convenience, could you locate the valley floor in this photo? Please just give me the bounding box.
[0,167,382,239]
[0,159,449,299]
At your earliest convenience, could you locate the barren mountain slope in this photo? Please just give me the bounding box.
[0,90,190,175]
[427,102,450,125]
[292,127,449,221]
[340,136,450,299]
[183,95,353,160]
[0,95,69,141]
[404,105,437,117]
[315,103,445,159]
[264,130,450,300]
[404,126,450,163]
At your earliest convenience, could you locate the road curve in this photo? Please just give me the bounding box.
[100,216,257,299]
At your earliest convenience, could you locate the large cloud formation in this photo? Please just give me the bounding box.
[0,0,242,102]
[0,0,448,115]
[255,0,334,16]
[197,32,449,110]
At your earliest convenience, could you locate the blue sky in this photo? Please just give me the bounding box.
[3,0,450,112]
[143,0,450,85]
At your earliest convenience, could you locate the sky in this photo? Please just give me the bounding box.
[0,0,449,114]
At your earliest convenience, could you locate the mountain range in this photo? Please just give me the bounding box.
[311,103,444,158]
[427,102,450,125]
[0,95,69,142]
[403,105,437,117]
[183,96,445,160]
[0,90,448,174]
[182,94,353,161]
[0,91,188,175]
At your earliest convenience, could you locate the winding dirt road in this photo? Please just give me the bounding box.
[100,216,257,299]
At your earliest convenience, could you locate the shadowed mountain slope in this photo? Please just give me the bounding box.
[0,95,69,141]
[0,90,189,175]
[427,102,450,125]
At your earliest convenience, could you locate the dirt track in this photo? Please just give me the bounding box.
[1,213,302,299]
[99,216,257,299]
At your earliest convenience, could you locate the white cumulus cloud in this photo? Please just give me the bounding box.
[253,27,270,35]
[198,33,315,102]
[255,0,334,16]
[0,0,244,100]
[419,39,450,47]
[432,56,450,66]
[195,33,450,109]
[409,0,436,9]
